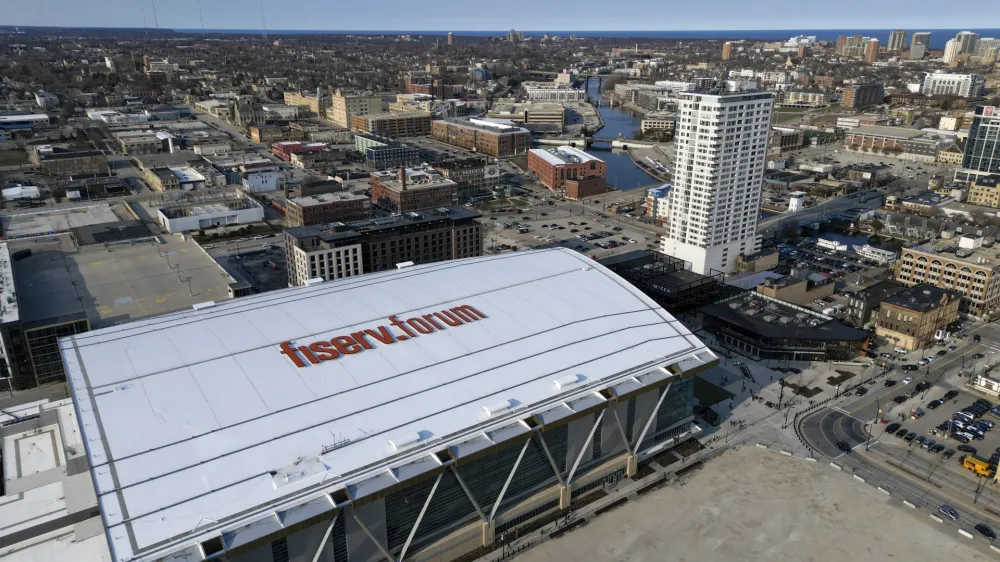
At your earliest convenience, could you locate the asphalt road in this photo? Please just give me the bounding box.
[798,322,1000,536]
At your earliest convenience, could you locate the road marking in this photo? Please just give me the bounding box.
[833,406,850,414]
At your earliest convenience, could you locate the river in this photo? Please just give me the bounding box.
[583,77,660,191]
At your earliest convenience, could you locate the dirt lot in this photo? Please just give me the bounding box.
[517,446,982,562]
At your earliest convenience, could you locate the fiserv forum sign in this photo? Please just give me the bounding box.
[279,305,487,368]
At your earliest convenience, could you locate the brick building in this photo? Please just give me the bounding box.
[875,284,960,351]
[285,192,372,227]
[527,146,608,199]
[370,166,459,213]
[434,159,501,202]
[350,111,432,137]
[430,119,530,157]
[284,206,483,284]
[842,83,885,109]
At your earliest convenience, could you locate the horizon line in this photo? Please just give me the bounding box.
[4,24,1000,33]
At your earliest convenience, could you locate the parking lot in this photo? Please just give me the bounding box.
[834,322,1000,490]
[485,209,660,259]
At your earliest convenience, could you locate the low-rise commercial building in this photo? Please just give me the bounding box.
[843,126,940,163]
[528,146,608,199]
[157,196,264,233]
[350,111,432,137]
[284,206,483,284]
[700,292,871,361]
[754,270,835,306]
[845,279,906,328]
[769,127,804,154]
[894,234,1000,319]
[370,166,459,213]
[836,114,892,129]
[521,81,586,101]
[875,284,960,351]
[431,118,530,157]
[968,175,1000,208]
[285,192,373,227]
[487,102,566,131]
[115,130,163,154]
[435,158,501,202]
[778,90,831,107]
[37,149,108,176]
[640,115,676,136]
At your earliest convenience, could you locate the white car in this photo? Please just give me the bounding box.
[894,347,907,354]
[902,377,913,384]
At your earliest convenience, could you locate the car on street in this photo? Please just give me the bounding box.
[902,377,913,384]
[945,390,960,400]
[893,395,907,404]
[948,345,958,351]
[976,524,997,540]
[928,399,943,409]
[918,358,929,366]
[915,381,932,392]
[937,350,947,356]
[939,505,960,521]
[958,444,977,454]
[880,353,893,358]
[884,379,897,387]
[855,387,868,396]
[972,353,985,360]
[975,334,982,342]
[943,449,956,459]
[836,441,852,454]
[902,365,918,371]
[894,347,907,354]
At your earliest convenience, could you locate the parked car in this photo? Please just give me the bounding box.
[904,432,917,442]
[937,350,948,356]
[928,399,943,409]
[943,449,956,459]
[893,395,908,404]
[958,444,977,454]
[902,365,918,371]
[975,334,982,342]
[855,387,868,396]
[886,423,901,433]
[837,441,852,454]
[945,390,960,400]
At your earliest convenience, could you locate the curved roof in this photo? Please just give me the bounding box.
[61,248,714,562]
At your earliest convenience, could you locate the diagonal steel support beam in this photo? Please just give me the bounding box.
[610,406,633,455]
[488,437,532,522]
[351,509,395,562]
[633,382,672,452]
[398,473,442,562]
[450,465,487,522]
[567,410,605,485]
[310,512,339,562]
[535,431,565,487]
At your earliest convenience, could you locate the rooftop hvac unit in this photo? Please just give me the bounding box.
[388,431,431,453]
[483,399,517,417]
[553,374,587,391]
[762,315,776,322]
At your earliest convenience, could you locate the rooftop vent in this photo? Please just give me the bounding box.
[483,399,518,417]
[304,278,324,286]
[553,374,587,391]
[192,301,217,310]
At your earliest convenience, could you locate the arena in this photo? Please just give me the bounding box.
[61,248,716,562]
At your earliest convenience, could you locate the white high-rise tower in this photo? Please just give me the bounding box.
[660,88,775,275]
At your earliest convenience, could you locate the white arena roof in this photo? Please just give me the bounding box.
[61,248,715,562]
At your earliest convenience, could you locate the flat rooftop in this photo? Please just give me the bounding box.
[439,118,530,135]
[0,243,17,324]
[849,126,926,139]
[61,248,715,562]
[903,237,1000,266]
[286,206,481,242]
[883,284,961,312]
[12,234,236,329]
[701,292,869,341]
[1,204,121,239]
[291,192,368,206]
[530,146,602,167]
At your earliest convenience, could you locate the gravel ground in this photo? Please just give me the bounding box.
[516,446,983,562]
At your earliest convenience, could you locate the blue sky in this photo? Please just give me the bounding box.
[1,0,996,31]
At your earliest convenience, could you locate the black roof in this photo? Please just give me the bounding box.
[72,220,152,246]
[883,284,961,312]
[701,296,870,342]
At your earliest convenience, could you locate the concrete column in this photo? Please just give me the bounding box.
[626,454,638,478]
[482,519,496,546]
[558,485,572,510]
